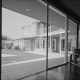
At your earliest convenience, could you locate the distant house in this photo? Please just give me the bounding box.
[2,35,7,40]
[12,21,77,55]
[2,35,14,49]
[13,38,25,50]
[20,21,76,55]
[13,37,30,50]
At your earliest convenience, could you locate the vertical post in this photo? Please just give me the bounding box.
[76,23,79,49]
[64,16,69,79]
[46,3,49,80]
[40,36,41,50]
[64,16,69,63]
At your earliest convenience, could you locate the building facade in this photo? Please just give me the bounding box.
[21,21,76,55]
[2,40,14,49]
[13,38,30,51]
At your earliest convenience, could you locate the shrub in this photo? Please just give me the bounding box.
[14,46,21,50]
[7,46,12,49]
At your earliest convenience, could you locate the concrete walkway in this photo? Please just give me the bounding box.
[2,54,16,57]
[2,53,65,67]
[24,51,70,58]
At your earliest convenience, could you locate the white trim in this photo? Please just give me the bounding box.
[55,39,56,51]
[39,36,41,49]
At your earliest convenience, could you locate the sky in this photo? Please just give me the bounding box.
[2,7,38,39]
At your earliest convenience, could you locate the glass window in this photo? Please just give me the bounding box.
[35,38,40,49]
[3,0,78,80]
[68,19,77,54]
[43,38,45,49]
[49,4,66,68]
[61,39,65,51]
[68,39,72,52]
[2,1,47,78]
[40,23,44,29]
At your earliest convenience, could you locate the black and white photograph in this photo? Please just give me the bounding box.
[1,0,80,80]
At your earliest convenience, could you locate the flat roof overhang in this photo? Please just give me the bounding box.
[2,0,77,35]
[2,0,66,28]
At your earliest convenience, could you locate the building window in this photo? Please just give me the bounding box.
[40,38,46,49]
[61,39,65,51]
[24,40,30,50]
[68,39,72,51]
[43,38,45,49]
[52,38,56,51]
[61,38,72,52]
[40,23,44,29]
[35,38,39,49]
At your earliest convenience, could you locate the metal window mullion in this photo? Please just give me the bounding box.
[76,23,79,49]
[65,16,69,63]
[46,3,49,80]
